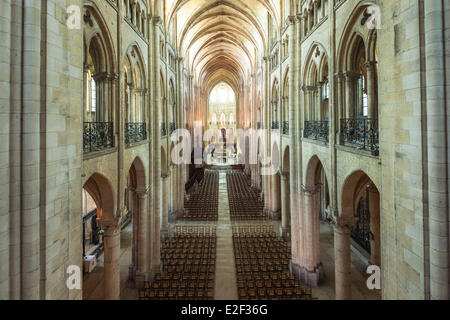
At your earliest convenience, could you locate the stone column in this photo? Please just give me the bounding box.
[270,173,281,219]
[344,72,357,119]
[303,186,321,285]
[317,82,323,120]
[160,174,169,238]
[136,191,148,273]
[334,222,352,300]
[104,225,120,300]
[280,173,290,238]
[369,186,381,266]
[336,73,344,142]
[423,0,449,300]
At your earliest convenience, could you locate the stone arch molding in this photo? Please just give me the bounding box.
[83,3,117,74]
[339,169,380,225]
[83,172,116,226]
[337,1,379,72]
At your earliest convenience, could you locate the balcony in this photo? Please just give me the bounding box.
[282,121,289,135]
[83,122,114,154]
[125,122,147,146]
[340,118,379,156]
[303,120,329,142]
[257,122,261,129]
[271,121,279,130]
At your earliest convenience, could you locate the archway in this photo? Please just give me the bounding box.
[268,143,281,220]
[82,173,119,300]
[302,155,330,286]
[335,170,381,300]
[126,157,148,287]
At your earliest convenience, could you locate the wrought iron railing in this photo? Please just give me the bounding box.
[303,120,329,142]
[340,118,379,156]
[257,122,261,129]
[282,121,289,135]
[83,122,114,154]
[125,122,147,145]
[169,122,176,135]
[161,122,167,137]
[271,121,279,130]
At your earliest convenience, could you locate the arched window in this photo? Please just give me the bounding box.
[83,22,115,153]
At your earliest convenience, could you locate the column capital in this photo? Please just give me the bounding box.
[152,16,162,25]
[301,184,320,195]
[136,186,150,196]
[108,73,119,81]
[93,72,108,81]
[161,173,169,179]
[334,72,344,81]
[100,219,120,233]
[286,15,296,26]
[364,61,377,69]
[332,215,356,231]
[344,71,360,80]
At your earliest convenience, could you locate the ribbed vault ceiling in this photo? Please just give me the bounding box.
[165,0,281,91]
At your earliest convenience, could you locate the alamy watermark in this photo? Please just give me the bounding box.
[366,265,381,290]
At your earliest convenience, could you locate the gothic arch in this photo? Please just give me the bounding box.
[83,3,116,73]
[340,169,380,219]
[336,1,378,72]
[129,157,146,190]
[83,173,115,224]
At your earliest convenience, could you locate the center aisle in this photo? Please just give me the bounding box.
[214,171,238,300]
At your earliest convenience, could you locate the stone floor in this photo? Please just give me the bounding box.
[82,223,138,300]
[83,169,381,300]
[214,172,238,299]
[313,222,381,300]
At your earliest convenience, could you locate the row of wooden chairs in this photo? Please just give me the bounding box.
[140,231,216,300]
[232,231,314,300]
[226,171,266,220]
[182,171,219,221]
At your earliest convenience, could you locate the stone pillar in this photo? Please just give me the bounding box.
[104,225,120,300]
[344,72,356,118]
[317,82,323,120]
[280,173,290,238]
[303,186,321,285]
[269,173,281,220]
[369,186,381,266]
[161,174,169,238]
[336,73,344,142]
[136,191,148,273]
[423,0,449,300]
[334,223,352,300]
